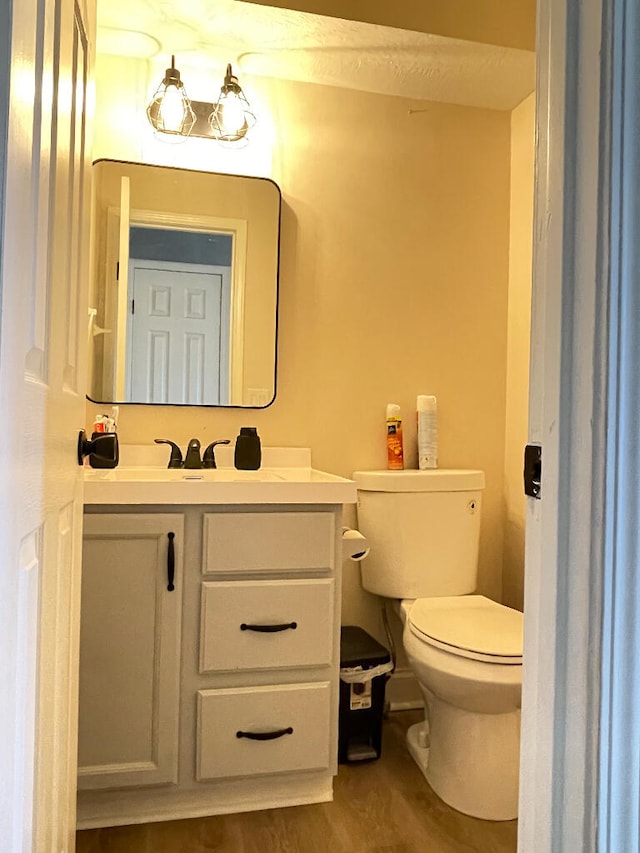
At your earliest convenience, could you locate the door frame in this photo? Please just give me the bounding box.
[519,0,629,850]
[0,0,632,847]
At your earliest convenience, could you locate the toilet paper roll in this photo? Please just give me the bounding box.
[341,527,370,561]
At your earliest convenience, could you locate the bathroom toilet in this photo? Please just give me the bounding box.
[353,469,523,821]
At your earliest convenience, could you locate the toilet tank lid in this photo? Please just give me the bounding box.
[352,469,485,492]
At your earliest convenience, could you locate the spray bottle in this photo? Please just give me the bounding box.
[417,395,438,469]
[386,403,404,470]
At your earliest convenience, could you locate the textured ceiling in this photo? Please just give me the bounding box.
[97,0,535,111]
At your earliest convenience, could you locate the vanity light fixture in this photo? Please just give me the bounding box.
[146,56,196,137]
[146,57,255,144]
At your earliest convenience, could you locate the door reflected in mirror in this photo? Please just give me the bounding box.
[88,160,280,408]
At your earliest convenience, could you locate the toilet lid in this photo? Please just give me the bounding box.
[408,595,523,664]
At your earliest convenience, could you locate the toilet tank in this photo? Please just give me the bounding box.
[353,469,485,599]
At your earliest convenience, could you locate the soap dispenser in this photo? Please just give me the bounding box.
[234,427,261,470]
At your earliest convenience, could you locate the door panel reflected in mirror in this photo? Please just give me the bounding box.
[88,160,280,407]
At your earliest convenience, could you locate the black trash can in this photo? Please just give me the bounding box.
[338,625,392,763]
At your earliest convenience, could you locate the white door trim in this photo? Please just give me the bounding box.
[598,0,640,848]
[115,177,131,399]
[519,0,608,850]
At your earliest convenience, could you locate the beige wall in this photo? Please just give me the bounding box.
[90,55,514,643]
[502,93,535,611]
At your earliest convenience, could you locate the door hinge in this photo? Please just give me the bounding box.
[116,261,119,280]
[131,298,135,314]
[524,444,542,499]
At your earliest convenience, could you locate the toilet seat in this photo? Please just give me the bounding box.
[408,595,523,665]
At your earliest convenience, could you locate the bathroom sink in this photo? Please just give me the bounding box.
[85,467,289,483]
[83,451,356,505]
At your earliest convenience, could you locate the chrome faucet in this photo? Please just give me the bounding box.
[155,438,231,469]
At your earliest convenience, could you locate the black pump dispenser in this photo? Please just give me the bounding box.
[234,427,261,470]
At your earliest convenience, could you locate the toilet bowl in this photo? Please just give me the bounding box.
[353,468,523,820]
[399,596,522,821]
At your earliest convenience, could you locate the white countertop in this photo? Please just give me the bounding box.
[83,446,356,505]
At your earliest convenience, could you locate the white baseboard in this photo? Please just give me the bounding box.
[77,771,333,829]
[385,667,424,712]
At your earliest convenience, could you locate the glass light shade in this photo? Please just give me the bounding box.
[209,64,256,143]
[146,57,196,137]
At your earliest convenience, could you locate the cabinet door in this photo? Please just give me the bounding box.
[77,514,183,790]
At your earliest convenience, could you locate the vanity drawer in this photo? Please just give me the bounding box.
[196,682,331,780]
[202,512,335,575]
[199,579,334,672]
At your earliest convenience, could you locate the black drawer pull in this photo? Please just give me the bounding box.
[167,532,175,591]
[236,727,294,741]
[240,622,297,633]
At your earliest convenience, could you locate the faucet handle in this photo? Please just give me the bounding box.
[154,439,183,469]
[202,439,231,469]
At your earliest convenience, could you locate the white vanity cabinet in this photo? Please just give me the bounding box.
[76,502,345,829]
[77,514,184,791]
[194,510,336,784]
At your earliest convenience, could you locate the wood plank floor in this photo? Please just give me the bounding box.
[76,710,518,853]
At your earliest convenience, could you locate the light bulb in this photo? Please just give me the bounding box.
[159,85,187,132]
[218,92,246,136]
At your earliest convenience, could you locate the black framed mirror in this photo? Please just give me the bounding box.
[87,159,280,407]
